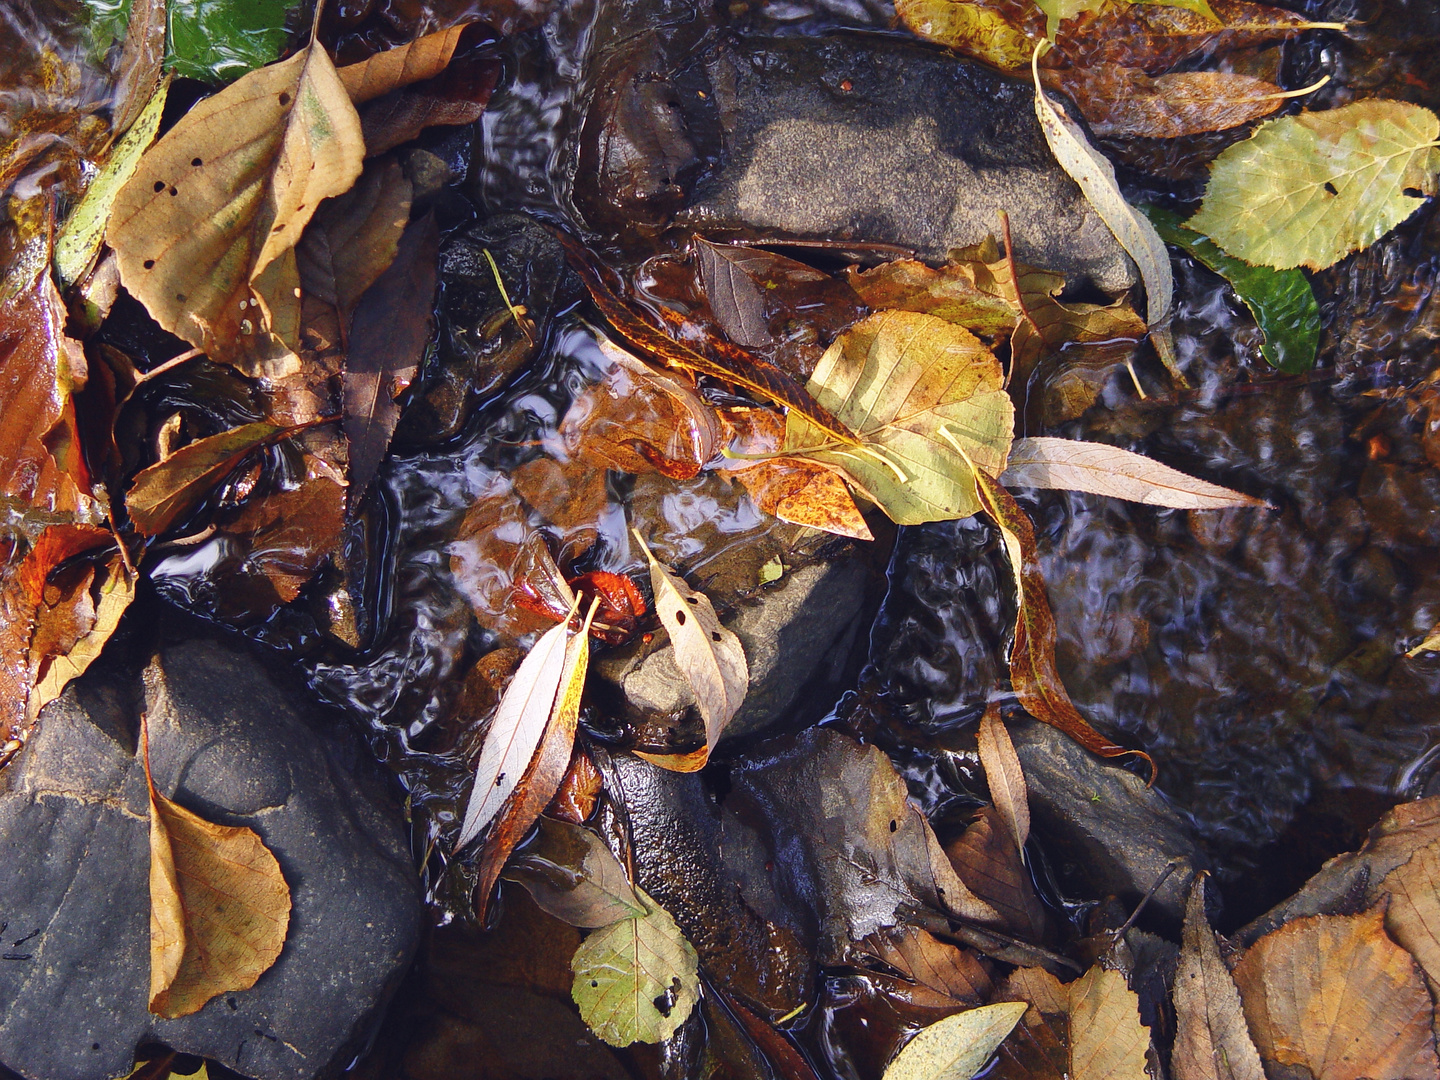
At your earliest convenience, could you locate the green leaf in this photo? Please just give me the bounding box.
[784,310,1014,525]
[1189,100,1440,271]
[884,1002,1030,1080]
[1143,205,1319,373]
[168,0,296,83]
[571,886,700,1047]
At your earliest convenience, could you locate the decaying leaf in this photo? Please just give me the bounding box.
[945,806,1046,941]
[632,530,747,772]
[1381,838,1440,994]
[28,551,134,724]
[1190,101,1440,271]
[1049,67,1291,140]
[1172,878,1266,1080]
[571,884,700,1047]
[731,457,874,541]
[847,257,1022,340]
[1232,909,1438,1080]
[503,817,648,928]
[858,925,994,1005]
[696,237,772,348]
[998,437,1263,509]
[884,1002,1030,1080]
[107,25,365,374]
[357,53,502,158]
[893,0,1034,68]
[996,964,1151,1080]
[977,702,1029,857]
[216,461,347,605]
[785,310,1014,525]
[125,421,289,537]
[143,717,291,1019]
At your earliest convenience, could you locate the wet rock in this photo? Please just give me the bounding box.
[592,556,870,746]
[0,640,420,1080]
[1007,717,1206,925]
[574,31,1136,291]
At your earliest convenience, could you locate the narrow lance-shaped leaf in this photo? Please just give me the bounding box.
[977,703,1029,859]
[504,817,648,928]
[884,1002,1029,1080]
[998,437,1264,510]
[632,530,747,772]
[971,466,1155,775]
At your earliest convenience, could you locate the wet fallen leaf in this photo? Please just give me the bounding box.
[504,817,648,928]
[568,571,646,644]
[547,746,604,822]
[894,0,1034,68]
[847,258,1021,340]
[859,926,994,1005]
[1145,205,1319,373]
[1172,878,1265,1080]
[632,529,747,772]
[978,702,1029,857]
[697,237,772,348]
[344,210,439,498]
[998,437,1263,509]
[731,457,875,541]
[884,1002,1030,1080]
[358,53,502,157]
[1191,101,1440,272]
[946,806,1047,941]
[125,420,289,537]
[107,24,365,374]
[1232,908,1438,1080]
[995,964,1151,1080]
[335,25,471,106]
[972,468,1154,771]
[571,884,700,1047]
[1406,624,1440,658]
[28,550,134,725]
[216,461,346,606]
[785,310,1013,525]
[1380,838,1440,995]
[1051,67,1291,140]
[143,715,291,1019]
[108,0,166,138]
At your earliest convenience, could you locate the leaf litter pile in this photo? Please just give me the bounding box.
[7,0,1440,1076]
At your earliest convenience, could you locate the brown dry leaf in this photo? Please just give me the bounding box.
[946,807,1046,941]
[344,210,440,498]
[217,460,346,605]
[359,54,502,158]
[1172,877,1265,1080]
[335,25,470,106]
[1067,966,1151,1080]
[107,29,365,375]
[999,438,1264,510]
[731,458,874,541]
[1048,67,1289,140]
[972,468,1153,772]
[1381,838,1440,997]
[859,925,994,1005]
[993,967,1071,1080]
[977,702,1029,856]
[143,717,291,1019]
[126,420,290,536]
[1232,909,1438,1080]
[28,551,134,724]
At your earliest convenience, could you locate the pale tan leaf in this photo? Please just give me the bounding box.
[999,437,1264,509]
[335,26,469,107]
[1172,878,1266,1080]
[1233,909,1438,1080]
[1382,838,1440,992]
[144,719,291,1019]
[1406,624,1440,657]
[632,530,747,771]
[1004,965,1070,1018]
[977,702,1029,856]
[108,36,365,374]
[1068,966,1151,1080]
[884,1002,1030,1080]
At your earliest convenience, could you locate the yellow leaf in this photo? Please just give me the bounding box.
[731,457,874,541]
[1067,966,1151,1080]
[893,0,1033,68]
[884,1002,1030,1080]
[143,717,291,1019]
[28,553,135,724]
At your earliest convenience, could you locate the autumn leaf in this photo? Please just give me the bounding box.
[632,529,748,772]
[1380,838,1440,995]
[216,461,347,606]
[143,716,291,1019]
[996,964,1152,1080]
[107,24,365,375]
[893,0,1034,68]
[946,806,1047,940]
[884,1002,1029,1080]
[785,310,1014,525]
[1048,67,1297,141]
[859,926,994,1005]
[1190,101,1440,271]
[358,53,501,158]
[696,237,773,348]
[571,884,700,1047]
[1232,908,1438,1080]
[28,550,134,725]
[335,25,471,105]
[846,258,1022,340]
[504,817,648,928]
[1172,878,1265,1080]
[731,457,875,541]
[998,437,1264,509]
[978,703,1029,857]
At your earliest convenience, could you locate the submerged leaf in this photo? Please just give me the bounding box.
[125,421,288,537]
[335,25,471,105]
[894,0,1034,68]
[884,1002,1029,1080]
[998,437,1263,509]
[166,0,294,83]
[696,238,771,348]
[1172,878,1265,1080]
[504,817,648,928]
[571,886,700,1047]
[1052,67,1289,140]
[731,457,874,541]
[1190,101,1440,271]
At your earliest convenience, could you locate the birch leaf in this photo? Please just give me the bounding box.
[998,437,1264,509]
[1189,100,1440,271]
[143,717,291,1019]
[107,29,365,375]
[884,1002,1030,1080]
[785,310,1013,525]
[125,421,288,537]
[977,702,1029,857]
[1031,45,1173,329]
[504,817,648,928]
[632,530,747,771]
[571,885,700,1047]
[1172,878,1266,1080]
[456,606,577,851]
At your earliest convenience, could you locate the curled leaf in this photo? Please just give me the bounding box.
[977,703,1029,856]
[125,421,289,537]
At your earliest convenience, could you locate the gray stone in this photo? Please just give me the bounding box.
[0,640,421,1080]
[593,557,869,744]
[1009,717,1207,924]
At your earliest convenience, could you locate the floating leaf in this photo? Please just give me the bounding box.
[125,421,288,536]
[696,237,773,348]
[731,458,875,541]
[143,716,291,1019]
[108,26,365,374]
[884,1002,1029,1080]
[1172,878,1266,1080]
[1190,101,1440,272]
[977,703,1029,856]
[55,75,169,288]
[998,437,1264,509]
[571,885,700,1047]
[504,817,648,928]
[632,530,747,772]
[785,310,1014,525]
[166,0,294,83]
[1232,909,1438,1080]
[1145,204,1319,373]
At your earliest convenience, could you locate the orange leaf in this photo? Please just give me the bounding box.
[731,457,874,541]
